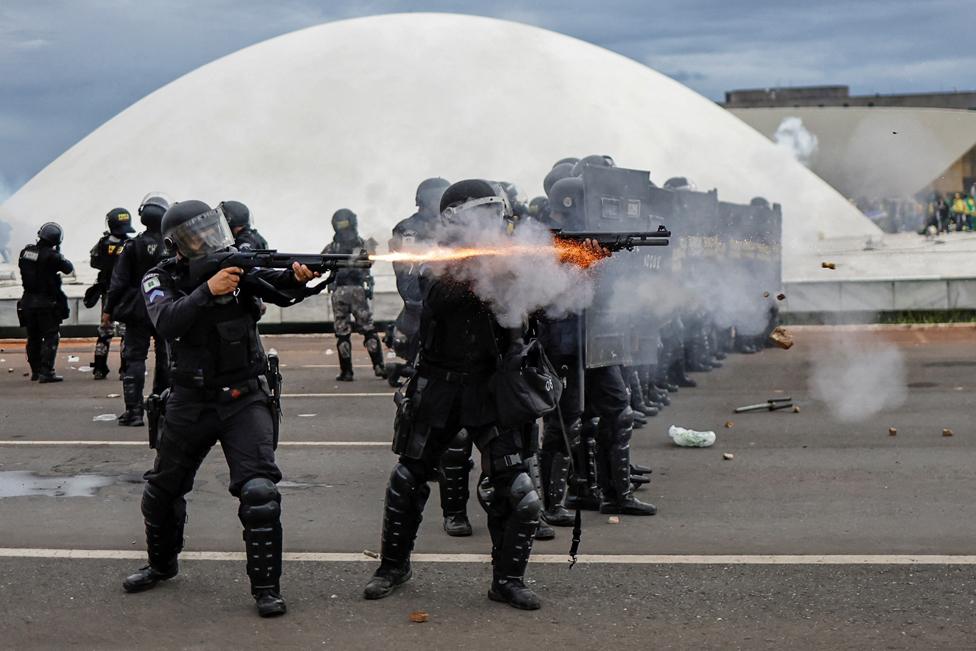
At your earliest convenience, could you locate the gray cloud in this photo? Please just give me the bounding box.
[1,0,973,197]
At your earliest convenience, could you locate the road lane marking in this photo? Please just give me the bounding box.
[1,549,975,564]
[0,440,389,447]
[284,393,394,398]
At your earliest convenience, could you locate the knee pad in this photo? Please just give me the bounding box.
[336,334,352,357]
[507,472,543,523]
[238,477,281,527]
[615,407,635,432]
[388,462,430,512]
[363,331,380,352]
[141,483,175,523]
[442,430,472,463]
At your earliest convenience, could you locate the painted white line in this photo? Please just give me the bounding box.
[0,549,975,565]
[284,392,394,398]
[297,364,378,369]
[0,440,388,447]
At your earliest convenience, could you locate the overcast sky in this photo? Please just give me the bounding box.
[1,0,973,199]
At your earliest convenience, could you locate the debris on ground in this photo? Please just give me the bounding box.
[297,413,317,418]
[734,397,793,413]
[325,349,334,355]
[668,425,716,447]
[821,262,836,269]
[7,368,12,373]
[724,421,734,429]
[776,293,787,301]
[943,428,954,437]
[762,291,770,298]
[607,516,620,524]
[722,453,734,461]
[409,611,429,623]
[889,427,897,436]
[107,393,120,398]
[67,355,80,362]
[362,549,379,559]
[792,405,801,413]
[768,326,794,350]
[92,414,117,422]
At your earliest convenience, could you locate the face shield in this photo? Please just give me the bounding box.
[165,207,234,259]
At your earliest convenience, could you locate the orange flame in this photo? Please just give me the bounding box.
[369,239,608,269]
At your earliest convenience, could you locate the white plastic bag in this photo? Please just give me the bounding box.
[668,425,716,448]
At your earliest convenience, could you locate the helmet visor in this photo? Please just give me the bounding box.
[140,191,172,213]
[166,207,234,258]
[440,195,509,226]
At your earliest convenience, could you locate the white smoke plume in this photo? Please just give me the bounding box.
[423,212,597,328]
[774,117,818,167]
[808,333,907,423]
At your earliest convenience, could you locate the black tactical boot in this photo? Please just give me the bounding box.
[255,589,287,617]
[118,407,145,427]
[335,335,354,381]
[564,489,601,511]
[122,558,179,593]
[443,513,473,537]
[92,366,109,380]
[600,493,657,515]
[363,562,412,600]
[631,463,652,475]
[30,372,39,381]
[541,452,575,526]
[534,519,555,540]
[92,352,110,380]
[488,576,541,610]
[365,333,387,378]
[37,372,63,383]
[600,427,657,516]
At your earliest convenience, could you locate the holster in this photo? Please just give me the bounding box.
[266,353,283,449]
[145,389,169,449]
[392,375,424,456]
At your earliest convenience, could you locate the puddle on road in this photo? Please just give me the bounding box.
[0,471,116,498]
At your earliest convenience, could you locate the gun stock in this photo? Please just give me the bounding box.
[551,225,671,252]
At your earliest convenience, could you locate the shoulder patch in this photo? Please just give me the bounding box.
[142,275,161,293]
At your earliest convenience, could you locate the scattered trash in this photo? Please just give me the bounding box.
[821,262,836,270]
[607,516,620,525]
[0,359,5,363]
[734,397,793,413]
[668,425,716,448]
[325,349,334,355]
[21,372,28,377]
[93,414,117,422]
[7,368,13,373]
[776,293,787,301]
[768,326,794,350]
[386,352,397,359]
[762,291,770,298]
[722,453,734,461]
[268,348,278,357]
[409,611,429,623]
[724,421,734,429]
[297,413,317,418]
[107,393,120,398]
[791,405,801,413]
[889,427,897,436]
[77,366,92,372]
[362,549,379,559]
[67,355,80,362]
[943,428,954,437]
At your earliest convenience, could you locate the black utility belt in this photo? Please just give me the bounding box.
[418,364,491,385]
[171,377,262,403]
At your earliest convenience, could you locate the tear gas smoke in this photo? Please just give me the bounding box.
[809,333,907,423]
[774,117,818,167]
[402,210,599,328]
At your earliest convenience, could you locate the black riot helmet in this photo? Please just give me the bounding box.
[527,196,548,217]
[415,177,450,211]
[161,200,233,259]
[552,157,579,168]
[439,179,510,229]
[547,177,585,230]
[220,200,251,229]
[138,192,171,231]
[331,208,358,233]
[543,162,575,197]
[664,177,695,191]
[37,222,64,246]
[571,154,615,177]
[750,196,771,208]
[106,207,136,236]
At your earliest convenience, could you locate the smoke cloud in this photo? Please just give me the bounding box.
[423,210,597,328]
[774,117,818,167]
[808,333,907,423]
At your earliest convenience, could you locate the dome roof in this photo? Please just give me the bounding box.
[0,12,877,279]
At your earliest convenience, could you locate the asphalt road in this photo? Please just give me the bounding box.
[0,326,974,648]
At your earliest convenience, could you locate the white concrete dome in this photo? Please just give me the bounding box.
[0,12,877,279]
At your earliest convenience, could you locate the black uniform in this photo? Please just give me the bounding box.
[134,257,306,606]
[106,230,170,422]
[18,242,73,381]
[234,227,269,251]
[365,270,543,605]
[89,232,130,377]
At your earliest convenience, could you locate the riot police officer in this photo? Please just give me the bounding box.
[324,209,385,381]
[221,200,269,250]
[389,178,475,537]
[18,222,73,383]
[121,200,319,618]
[106,193,172,425]
[364,180,544,610]
[88,207,135,379]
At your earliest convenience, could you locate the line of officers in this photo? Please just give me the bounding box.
[13,159,774,618]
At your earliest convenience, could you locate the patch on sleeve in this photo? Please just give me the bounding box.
[142,275,161,294]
